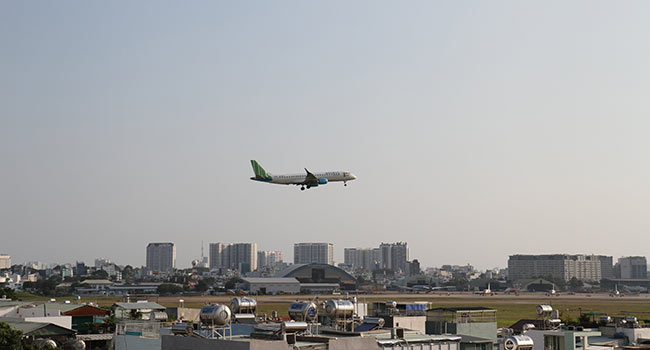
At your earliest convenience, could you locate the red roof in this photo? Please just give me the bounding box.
[62,305,110,317]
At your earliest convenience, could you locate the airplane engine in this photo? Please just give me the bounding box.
[318,178,328,184]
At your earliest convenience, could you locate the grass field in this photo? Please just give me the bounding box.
[16,292,650,328]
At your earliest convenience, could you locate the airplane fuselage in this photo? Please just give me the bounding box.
[249,160,356,190]
[251,171,353,185]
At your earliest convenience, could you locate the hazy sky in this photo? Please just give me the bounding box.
[3,1,650,270]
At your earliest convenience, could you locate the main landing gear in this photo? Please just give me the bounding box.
[300,186,305,191]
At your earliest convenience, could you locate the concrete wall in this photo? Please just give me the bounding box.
[162,335,289,350]
[248,282,300,294]
[115,334,161,350]
[619,327,650,345]
[455,322,497,341]
[329,337,379,350]
[166,307,200,322]
[426,322,496,342]
[392,316,426,333]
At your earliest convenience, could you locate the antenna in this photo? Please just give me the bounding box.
[201,241,204,259]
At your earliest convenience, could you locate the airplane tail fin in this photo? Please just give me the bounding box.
[251,160,270,178]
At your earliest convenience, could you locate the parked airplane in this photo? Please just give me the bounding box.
[545,284,560,297]
[250,160,357,191]
[476,283,495,296]
[610,284,622,297]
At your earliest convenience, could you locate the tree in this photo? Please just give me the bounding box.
[225,277,244,290]
[122,265,135,284]
[0,288,17,300]
[157,283,183,295]
[568,277,584,291]
[0,322,23,350]
[91,270,109,279]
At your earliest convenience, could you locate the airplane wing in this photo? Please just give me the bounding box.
[303,168,319,185]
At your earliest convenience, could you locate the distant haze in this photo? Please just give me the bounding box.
[2,1,650,270]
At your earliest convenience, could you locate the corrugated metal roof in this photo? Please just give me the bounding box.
[274,264,308,277]
[114,302,165,310]
[1,320,76,336]
[243,277,299,284]
[81,279,114,285]
[0,301,31,308]
[32,302,84,313]
[77,333,114,341]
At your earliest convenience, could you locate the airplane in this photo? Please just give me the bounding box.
[250,160,357,191]
[610,284,624,297]
[545,284,560,297]
[475,283,495,296]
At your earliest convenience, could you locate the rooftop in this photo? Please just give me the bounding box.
[114,302,165,310]
[242,277,299,284]
[0,320,76,337]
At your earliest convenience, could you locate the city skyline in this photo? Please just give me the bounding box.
[3,2,650,269]
[6,243,649,272]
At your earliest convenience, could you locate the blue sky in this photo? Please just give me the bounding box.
[2,1,650,269]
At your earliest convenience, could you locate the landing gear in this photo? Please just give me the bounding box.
[344,182,347,187]
[300,186,305,191]
[306,185,311,189]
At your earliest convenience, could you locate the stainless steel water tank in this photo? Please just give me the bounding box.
[281,321,308,332]
[504,335,534,350]
[288,301,318,322]
[536,305,553,315]
[324,299,354,318]
[626,316,638,323]
[230,297,257,314]
[362,316,385,328]
[200,304,232,325]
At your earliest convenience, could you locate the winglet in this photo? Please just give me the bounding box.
[251,160,270,179]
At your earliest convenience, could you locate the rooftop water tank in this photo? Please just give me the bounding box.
[504,335,534,350]
[325,299,354,319]
[200,304,232,325]
[536,305,553,316]
[288,301,318,322]
[230,297,257,314]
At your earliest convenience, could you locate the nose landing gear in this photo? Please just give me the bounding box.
[344,181,347,187]
[300,186,305,191]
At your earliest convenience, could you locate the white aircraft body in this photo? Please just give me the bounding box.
[250,160,357,191]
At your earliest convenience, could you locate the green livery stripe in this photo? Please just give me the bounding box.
[250,160,270,178]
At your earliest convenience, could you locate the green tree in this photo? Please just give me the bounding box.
[157,283,183,295]
[0,321,23,350]
[0,288,17,300]
[122,265,135,284]
[224,277,244,290]
[568,277,584,291]
[91,270,109,279]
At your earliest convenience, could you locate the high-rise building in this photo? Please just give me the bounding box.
[209,243,229,269]
[258,250,284,268]
[75,262,87,276]
[617,256,648,279]
[0,255,11,270]
[379,242,409,273]
[508,254,613,282]
[209,242,257,273]
[146,243,176,273]
[294,243,333,265]
[344,248,382,271]
[94,258,111,268]
[600,256,615,279]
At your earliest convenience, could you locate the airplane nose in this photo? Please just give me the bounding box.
[350,173,357,180]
